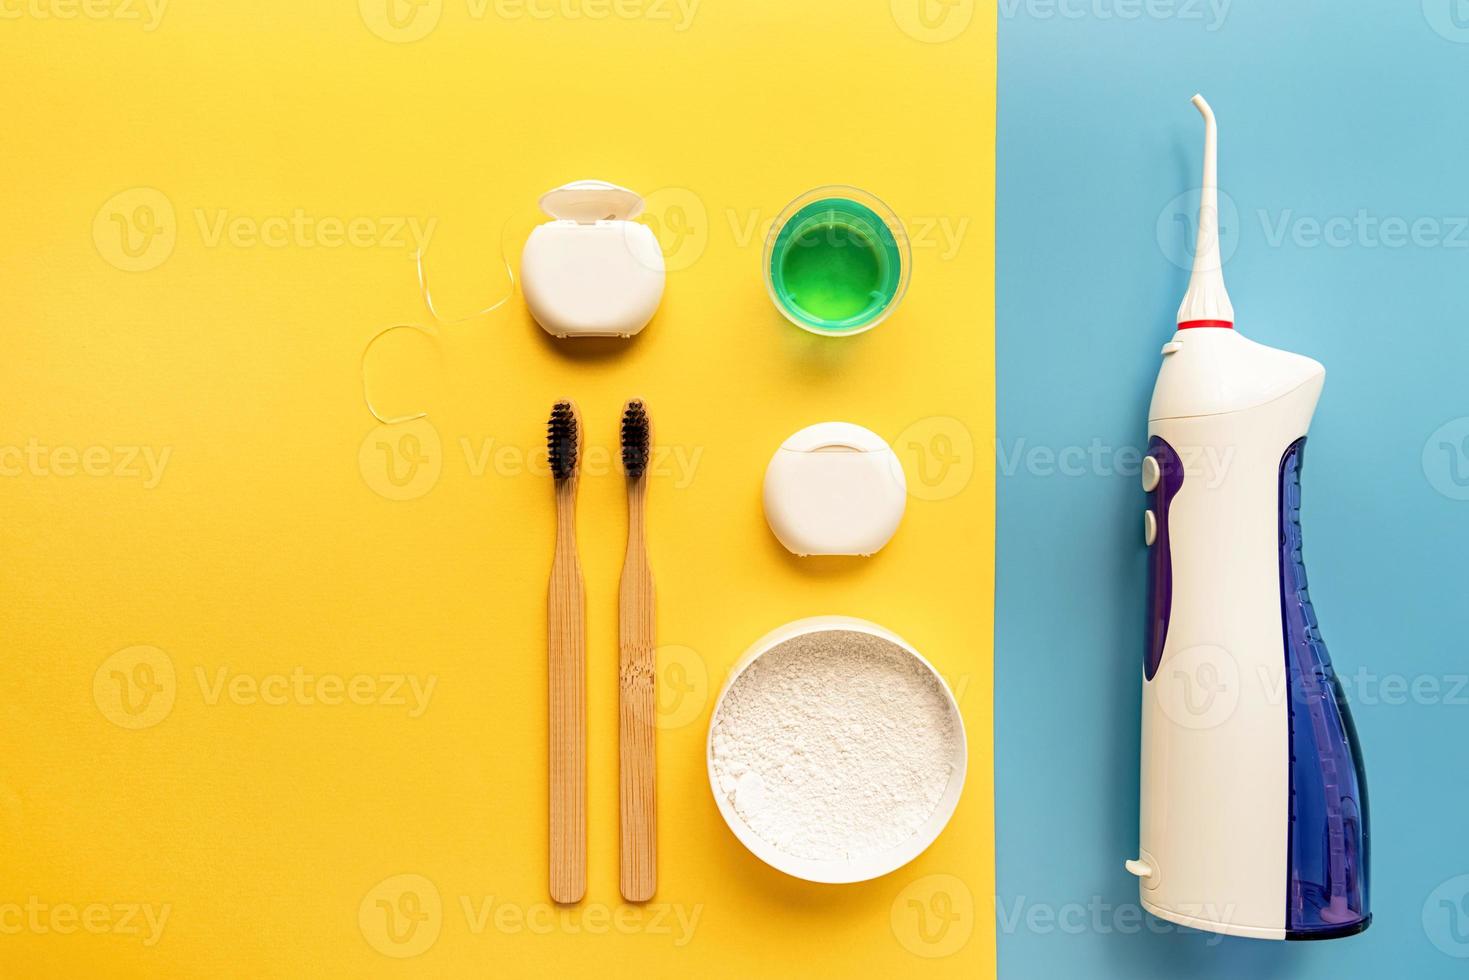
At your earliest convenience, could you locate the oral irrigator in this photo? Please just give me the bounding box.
[1127,95,1370,941]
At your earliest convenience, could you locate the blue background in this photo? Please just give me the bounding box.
[995,2,1469,977]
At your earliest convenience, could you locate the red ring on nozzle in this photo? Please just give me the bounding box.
[1177,319,1234,330]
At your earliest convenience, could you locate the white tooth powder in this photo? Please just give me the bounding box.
[709,629,961,862]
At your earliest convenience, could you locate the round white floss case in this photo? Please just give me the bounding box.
[521,179,666,339]
[762,422,907,557]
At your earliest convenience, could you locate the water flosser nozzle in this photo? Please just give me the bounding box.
[1177,95,1235,329]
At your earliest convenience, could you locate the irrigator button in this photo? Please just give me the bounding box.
[1142,456,1161,492]
[1161,341,1183,355]
[1144,509,1157,546]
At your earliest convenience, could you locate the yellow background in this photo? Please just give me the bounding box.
[0,1,995,976]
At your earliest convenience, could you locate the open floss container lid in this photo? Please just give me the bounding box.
[764,186,911,336]
[763,422,907,556]
[521,180,666,339]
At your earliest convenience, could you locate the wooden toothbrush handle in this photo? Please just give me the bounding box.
[548,522,586,904]
[619,496,657,902]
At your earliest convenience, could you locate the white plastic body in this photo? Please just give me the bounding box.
[522,222,664,338]
[1134,326,1325,940]
[705,616,967,884]
[762,422,907,556]
[520,181,665,339]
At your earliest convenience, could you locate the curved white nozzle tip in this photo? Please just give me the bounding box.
[1176,94,1235,326]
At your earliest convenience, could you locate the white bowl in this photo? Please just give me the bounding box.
[705,616,968,883]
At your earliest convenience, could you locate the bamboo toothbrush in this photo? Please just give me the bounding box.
[546,399,586,905]
[618,399,657,902]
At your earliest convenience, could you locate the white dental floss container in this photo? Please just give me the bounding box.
[762,422,907,556]
[521,180,665,338]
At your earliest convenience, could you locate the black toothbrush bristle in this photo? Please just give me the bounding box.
[621,400,649,479]
[547,401,577,480]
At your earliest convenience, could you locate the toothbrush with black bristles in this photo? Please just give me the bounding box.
[618,399,657,902]
[546,399,586,904]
